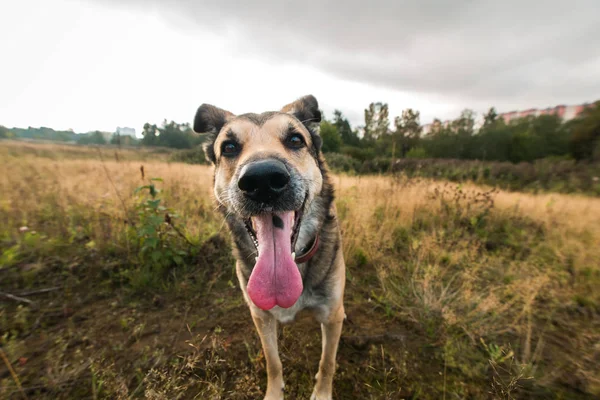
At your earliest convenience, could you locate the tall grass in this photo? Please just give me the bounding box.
[337,174,600,396]
[1,141,599,398]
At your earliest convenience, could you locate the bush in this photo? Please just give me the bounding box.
[320,120,342,153]
[127,178,192,292]
[341,145,376,162]
[361,157,393,174]
[406,147,428,159]
[324,152,362,173]
[389,158,600,194]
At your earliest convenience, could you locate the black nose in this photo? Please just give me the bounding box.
[238,159,290,202]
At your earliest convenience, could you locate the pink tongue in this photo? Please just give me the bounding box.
[246,212,303,310]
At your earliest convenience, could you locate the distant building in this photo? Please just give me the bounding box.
[115,127,136,137]
[422,119,453,136]
[422,101,594,135]
[498,103,591,124]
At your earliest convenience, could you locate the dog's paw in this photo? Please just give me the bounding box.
[263,383,285,400]
[310,389,332,400]
[263,393,284,400]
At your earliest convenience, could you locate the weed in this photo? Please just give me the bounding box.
[482,339,533,400]
[132,177,188,269]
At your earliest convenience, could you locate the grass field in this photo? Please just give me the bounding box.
[1,140,599,399]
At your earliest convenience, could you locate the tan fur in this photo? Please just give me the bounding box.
[196,95,345,400]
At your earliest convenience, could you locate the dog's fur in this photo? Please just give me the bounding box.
[194,95,346,400]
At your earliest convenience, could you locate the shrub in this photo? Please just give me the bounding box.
[126,178,191,291]
[341,145,376,162]
[406,147,428,159]
[324,152,362,173]
[388,158,600,195]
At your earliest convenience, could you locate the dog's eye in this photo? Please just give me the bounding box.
[221,141,240,157]
[286,133,305,149]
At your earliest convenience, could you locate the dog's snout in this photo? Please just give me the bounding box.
[238,159,290,202]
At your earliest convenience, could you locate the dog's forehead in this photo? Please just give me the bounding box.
[236,111,281,126]
[226,112,302,136]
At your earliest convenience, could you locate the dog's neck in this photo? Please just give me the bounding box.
[294,233,319,264]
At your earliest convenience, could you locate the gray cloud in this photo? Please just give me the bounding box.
[90,0,600,111]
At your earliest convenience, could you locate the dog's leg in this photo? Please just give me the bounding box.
[252,310,285,400]
[311,304,345,400]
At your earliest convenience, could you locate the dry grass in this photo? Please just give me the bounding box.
[336,174,600,397]
[0,139,175,162]
[1,140,599,399]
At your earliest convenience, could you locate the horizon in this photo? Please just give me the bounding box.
[4,99,597,138]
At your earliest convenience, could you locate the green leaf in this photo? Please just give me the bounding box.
[148,199,161,209]
[149,215,163,226]
[173,255,184,265]
[145,237,158,249]
[151,250,162,263]
[140,226,156,237]
[134,185,151,194]
[150,177,163,182]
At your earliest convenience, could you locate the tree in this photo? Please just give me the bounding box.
[428,118,446,137]
[363,102,389,141]
[452,109,476,137]
[0,125,13,139]
[77,131,107,145]
[319,120,342,153]
[452,109,477,158]
[569,101,600,161]
[141,123,158,146]
[483,107,498,128]
[333,110,359,146]
[9,126,77,142]
[393,108,422,157]
[474,117,511,161]
[157,120,193,149]
[531,114,568,158]
[140,120,204,149]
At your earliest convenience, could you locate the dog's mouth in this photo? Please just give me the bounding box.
[244,207,304,256]
[243,196,307,311]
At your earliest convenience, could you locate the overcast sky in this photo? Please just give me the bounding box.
[1,0,599,134]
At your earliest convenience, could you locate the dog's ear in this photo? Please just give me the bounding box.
[193,104,235,164]
[281,95,322,126]
[281,95,322,151]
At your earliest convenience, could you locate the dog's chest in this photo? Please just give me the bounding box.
[267,291,328,324]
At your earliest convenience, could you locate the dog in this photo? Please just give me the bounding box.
[193,95,346,400]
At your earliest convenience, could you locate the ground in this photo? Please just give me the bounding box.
[1,140,599,399]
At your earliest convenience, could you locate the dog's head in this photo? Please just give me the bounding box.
[194,95,325,310]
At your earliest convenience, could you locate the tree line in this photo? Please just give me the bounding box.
[2,101,598,163]
[0,120,200,149]
[319,100,600,163]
